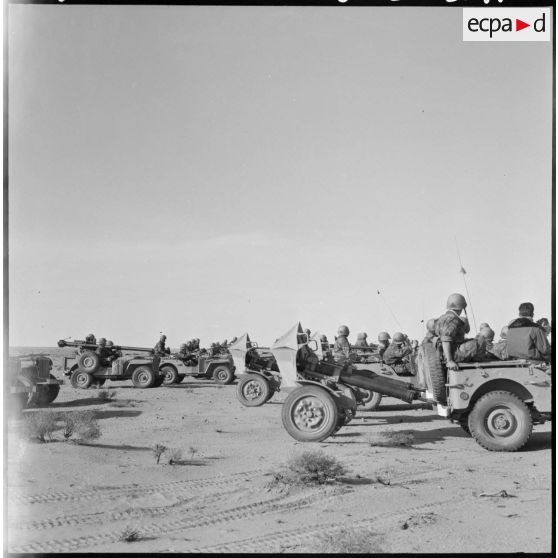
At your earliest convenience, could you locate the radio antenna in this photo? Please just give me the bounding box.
[454,236,478,333]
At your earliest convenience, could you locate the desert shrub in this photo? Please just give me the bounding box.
[60,410,101,443]
[188,445,198,457]
[272,450,346,486]
[314,526,384,553]
[23,412,58,442]
[152,443,167,464]
[368,430,414,448]
[167,447,183,465]
[119,526,141,542]
[98,389,117,402]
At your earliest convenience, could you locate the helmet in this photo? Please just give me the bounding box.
[161,334,167,340]
[304,328,311,336]
[500,326,509,339]
[426,319,437,334]
[107,340,114,347]
[446,293,467,311]
[378,331,391,342]
[180,343,187,350]
[99,337,107,345]
[356,332,365,339]
[319,334,328,342]
[392,332,405,344]
[479,322,490,330]
[337,325,350,337]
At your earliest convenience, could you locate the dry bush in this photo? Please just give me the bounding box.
[188,445,199,458]
[60,410,101,443]
[272,450,347,486]
[167,447,183,465]
[152,443,167,464]
[314,526,384,553]
[23,412,58,442]
[119,526,141,542]
[369,430,414,448]
[98,389,117,402]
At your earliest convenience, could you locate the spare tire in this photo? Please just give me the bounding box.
[77,351,101,373]
[421,342,447,405]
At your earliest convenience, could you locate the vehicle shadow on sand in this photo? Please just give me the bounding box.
[50,397,110,408]
[93,409,143,420]
[165,382,230,389]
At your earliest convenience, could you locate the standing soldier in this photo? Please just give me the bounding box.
[96,338,111,366]
[106,340,120,363]
[154,334,170,356]
[333,325,351,363]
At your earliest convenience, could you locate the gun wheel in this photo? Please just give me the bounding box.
[236,374,270,407]
[70,370,93,389]
[358,389,383,411]
[282,386,339,442]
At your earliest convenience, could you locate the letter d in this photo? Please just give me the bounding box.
[534,13,545,32]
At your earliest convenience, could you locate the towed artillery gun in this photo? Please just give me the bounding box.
[9,355,63,411]
[419,339,552,451]
[233,323,425,441]
[57,339,164,389]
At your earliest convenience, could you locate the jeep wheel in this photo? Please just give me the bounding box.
[161,365,179,385]
[358,389,383,411]
[421,342,447,405]
[77,351,100,374]
[282,386,339,442]
[70,370,93,389]
[213,365,234,385]
[468,391,532,452]
[236,374,270,407]
[131,366,156,388]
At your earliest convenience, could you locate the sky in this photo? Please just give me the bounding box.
[8,4,553,348]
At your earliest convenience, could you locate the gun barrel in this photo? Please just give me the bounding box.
[340,368,417,404]
[57,339,153,353]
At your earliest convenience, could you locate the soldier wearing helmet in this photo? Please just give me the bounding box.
[95,337,112,365]
[506,303,550,362]
[106,340,120,363]
[354,332,369,348]
[435,293,473,370]
[422,319,438,345]
[377,331,391,357]
[333,325,351,363]
[382,331,413,366]
[154,334,170,356]
[478,326,495,350]
[85,333,97,345]
[488,326,510,361]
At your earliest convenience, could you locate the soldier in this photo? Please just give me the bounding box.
[536,317,551,337]
[435,293,472,370]
[382,332,412,366]
[377,331,391,357]
[489,326,509,360]
[333,325,351,363]
[105,340,120,363]
[507,303,550,362]
[230,336,238,345]
[354,332,369,348]
[319,334,331,354]
[423,319,438,344]
[303,328,311,341]
[85,333,97,345]
[154,334,170,356]
[177,343,190,360]
[96,338,111,366]
[478,326,495,351]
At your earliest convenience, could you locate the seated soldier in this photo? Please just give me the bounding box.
[536,317,551,338]
[507,303,550,362]
[105,340,120,363]
[489,326,509,360]
[377,332,391,357]
[296,333,319,372]
[435,293,487,369]
[478,325,495,351]
[333,325,351,363]
[85,333,97,345]
[383,332,413,368]
[354,332,369,348]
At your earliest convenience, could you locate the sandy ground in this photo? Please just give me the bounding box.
[6,348,553,553]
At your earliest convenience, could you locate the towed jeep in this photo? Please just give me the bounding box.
[58,339,164,389]
[419,339,552,451]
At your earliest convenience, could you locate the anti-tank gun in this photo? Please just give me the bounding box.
[272,323,426,442]
[57,338,163,389]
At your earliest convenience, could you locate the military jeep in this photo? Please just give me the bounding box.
[159,353,235,386]
[419,340,552,451]
[58,339,164,389]
[9,355,63,411]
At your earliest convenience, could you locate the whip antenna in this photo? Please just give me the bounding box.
[377,289,403,330]
[454,236,477,333]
